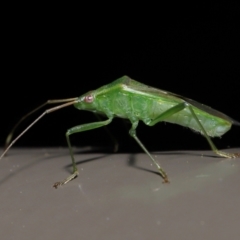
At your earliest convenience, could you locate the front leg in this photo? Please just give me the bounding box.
[53,118,113,188]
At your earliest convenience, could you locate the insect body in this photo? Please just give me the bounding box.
[1,76,239,188]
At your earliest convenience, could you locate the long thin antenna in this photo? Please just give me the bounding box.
[0,99,78,160]
[4,98,78,149]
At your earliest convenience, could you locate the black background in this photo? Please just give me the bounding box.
[1,3,239,154]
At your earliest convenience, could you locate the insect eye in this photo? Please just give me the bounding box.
[84,94,94,103]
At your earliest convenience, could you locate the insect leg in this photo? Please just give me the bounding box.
[188,106,240,158]
[129,121,169,183]
[147,102,239,159]
[53,118,113,189]
[137,103,187,182]
[147,102,186,126]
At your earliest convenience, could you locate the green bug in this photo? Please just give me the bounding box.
[1,76,239,188]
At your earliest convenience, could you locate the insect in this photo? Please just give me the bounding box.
[1,76,239,188]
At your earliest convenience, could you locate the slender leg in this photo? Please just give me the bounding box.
[188,106,240,158]
[129,121,169,183]
[147,102,239,159]
[129,102,239,183]
[147,102,186,126]
[129,103,186,182]
[53,118,113,188]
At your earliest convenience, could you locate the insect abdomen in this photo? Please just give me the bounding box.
[163,105,232,137]
[134,96,232,137]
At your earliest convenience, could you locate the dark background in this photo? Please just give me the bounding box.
[1,3,239,154]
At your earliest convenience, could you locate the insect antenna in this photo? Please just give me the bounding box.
[1,99,78,160]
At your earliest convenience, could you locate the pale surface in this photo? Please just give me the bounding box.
[1,148,240,240]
